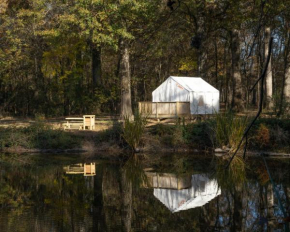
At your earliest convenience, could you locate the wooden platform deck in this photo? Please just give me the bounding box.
[139,102,191,119]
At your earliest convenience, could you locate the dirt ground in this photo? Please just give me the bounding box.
[0,116,115,131]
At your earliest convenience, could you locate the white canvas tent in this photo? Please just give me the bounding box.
[152,76,219,115]
[153,174,221,213]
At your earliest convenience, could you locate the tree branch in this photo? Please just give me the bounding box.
[225,37,273,169]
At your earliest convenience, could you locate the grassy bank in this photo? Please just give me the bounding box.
[0,122,81,151]
[0,117,290,154]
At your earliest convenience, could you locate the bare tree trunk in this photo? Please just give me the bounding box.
[266,184,275,231]
[264,27,273,109]
[231,29,244,111]
[283,37,290,112]
[278,28,290,115]
[285,62,290,101]
[196,1,206,79]
[232,187,243,232]
[225,46,231,109]
[92,46,102,88]
[119,39,133,119]
[215,37,218,86]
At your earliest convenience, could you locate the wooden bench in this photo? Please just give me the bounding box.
[64,115,95,130]
[65,117,83,130]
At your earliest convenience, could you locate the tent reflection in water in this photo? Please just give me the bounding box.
[152,174,221,213]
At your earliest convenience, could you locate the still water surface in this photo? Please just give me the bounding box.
[0,153,290,232]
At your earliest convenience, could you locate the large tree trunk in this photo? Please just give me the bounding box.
[121,170,132,232]
[279,29,290,115]
[119,39,133,119]
[231,29,244,111]
[196,3,206,79]
[102,167,122,231]
[264,27,273,109]
[92,46,102,88]
[285,62,290,101]
[266,184,275,231]
[283,32,290,110]
[232,187,243,232]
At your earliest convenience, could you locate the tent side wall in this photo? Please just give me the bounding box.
[152,77,190,102]
[152,76,220,115]
[190,91,220,114]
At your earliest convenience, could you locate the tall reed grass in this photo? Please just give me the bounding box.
[215,156,246,190]
[210,111,248,151]
[122,113,147,152]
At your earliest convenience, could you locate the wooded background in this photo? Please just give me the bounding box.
[0,0,290,117]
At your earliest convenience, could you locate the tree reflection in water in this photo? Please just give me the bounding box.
[0,153,290,231]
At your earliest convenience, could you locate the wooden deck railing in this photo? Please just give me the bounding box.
[138,102,190,119]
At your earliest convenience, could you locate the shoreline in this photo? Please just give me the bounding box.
[1,146,290,158]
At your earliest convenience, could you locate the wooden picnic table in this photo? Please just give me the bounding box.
[65,115,95,130]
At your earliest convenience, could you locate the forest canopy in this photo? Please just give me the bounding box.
[0,0,290,117]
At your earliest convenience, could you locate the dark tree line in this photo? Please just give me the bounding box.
[0,0,290,117]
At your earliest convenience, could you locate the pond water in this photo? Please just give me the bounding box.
[0,153,290,232]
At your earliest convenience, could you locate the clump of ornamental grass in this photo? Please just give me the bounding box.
[215,155,246,190]
[122,113,147,152]
[122,154,148,189]
[210,111,248,151]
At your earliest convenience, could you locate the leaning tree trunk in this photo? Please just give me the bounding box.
[264,27,273,109]
[119,39,133,119]
[231,29,244,111]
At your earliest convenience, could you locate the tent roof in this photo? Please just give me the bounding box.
[169,76,219,93]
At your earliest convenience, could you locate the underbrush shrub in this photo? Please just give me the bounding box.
[270,125,289,147]
[149,121,211,149]
[255,118,290,132]
[150,123,175,136]
[32,129,79,149]
[0,127,31,149]
[252,124,270,149]
[249,119,290,151]
[159,126,184,147]
[0,123,80,150]
[95,121,122,144]
[183,122,212,149]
